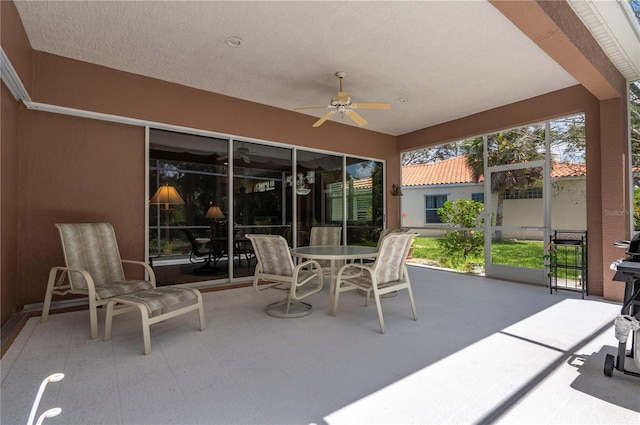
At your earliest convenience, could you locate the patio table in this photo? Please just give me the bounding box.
[290,245,378,315]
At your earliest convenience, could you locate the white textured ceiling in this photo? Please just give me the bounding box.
[14,0,580,136]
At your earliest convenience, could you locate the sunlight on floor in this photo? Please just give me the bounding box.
[324,299,624,425]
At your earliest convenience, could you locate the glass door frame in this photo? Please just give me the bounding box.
[482,124,552,284]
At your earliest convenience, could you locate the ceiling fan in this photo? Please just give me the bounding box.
[295,72,390,127]
[217,144,251,163]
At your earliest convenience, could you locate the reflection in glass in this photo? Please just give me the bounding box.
[296,150,343,246]
[149,129,229,284]
[233,142,292,279]
[148,129,387,287]
[346,157,384,246]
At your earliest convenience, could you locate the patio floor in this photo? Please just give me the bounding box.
[1,266,638,424]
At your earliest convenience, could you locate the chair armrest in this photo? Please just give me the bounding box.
[337,263,373,280]
[292,260,323,297]
[121,259,157,288]
[296,259,322,270]
[50,266,98,298]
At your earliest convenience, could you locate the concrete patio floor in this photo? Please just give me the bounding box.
[1,266,638,424]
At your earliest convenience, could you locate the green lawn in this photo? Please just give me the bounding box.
[412,237,555,270]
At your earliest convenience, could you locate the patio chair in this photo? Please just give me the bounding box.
[42,223,205,354]
[357,228,405,265]
[309,226,342,271]
[246,234,323,318]
[333,232,418,333]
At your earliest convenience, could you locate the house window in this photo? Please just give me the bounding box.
[425,195,447,223]
[504,187,542,200]
[471,192,484,203]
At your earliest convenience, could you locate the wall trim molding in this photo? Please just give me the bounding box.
[0,47,31,102]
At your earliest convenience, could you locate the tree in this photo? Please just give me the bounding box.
[462,128,545,241]
[402,142,463,165]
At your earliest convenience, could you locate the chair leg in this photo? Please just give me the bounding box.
[373,291,386,334]
[364,289,371,307]
[332,284,341,317]
[40,269,58,324]
[104,301,115,342]
[138,304,152,355]
[407,285,418,321]
[106,300,152,354]
[88,298,100,339]
[196,291,206,331]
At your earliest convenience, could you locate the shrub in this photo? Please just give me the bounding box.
[436,199,486,270]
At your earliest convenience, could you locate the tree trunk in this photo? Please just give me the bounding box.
[495,190,505,241]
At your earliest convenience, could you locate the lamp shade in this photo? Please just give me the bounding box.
[205,205,225,220]
[149,184,185,209]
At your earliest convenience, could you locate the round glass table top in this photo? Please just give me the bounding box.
[290,245,378,259]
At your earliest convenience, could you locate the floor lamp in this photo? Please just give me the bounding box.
[150,184,185,254]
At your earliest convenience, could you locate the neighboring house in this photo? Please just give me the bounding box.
[401,156,587,239]
[328,177,373,222]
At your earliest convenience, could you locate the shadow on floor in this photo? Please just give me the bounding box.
[569,345,640,412]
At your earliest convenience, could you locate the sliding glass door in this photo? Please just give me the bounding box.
[148,128,386,287]
[232,142,292,279]
[296,150,343,246]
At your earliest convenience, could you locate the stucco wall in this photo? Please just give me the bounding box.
[1,83,21,324]
[1,6,400,309]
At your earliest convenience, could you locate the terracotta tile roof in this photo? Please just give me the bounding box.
[403,156,482,186]
[402,156,586,186]
[352,178,372,189]
[551,162,587,178]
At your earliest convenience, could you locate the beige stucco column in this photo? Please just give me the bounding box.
[597,98,632,300]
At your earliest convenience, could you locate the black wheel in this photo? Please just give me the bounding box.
[604,354,615,377]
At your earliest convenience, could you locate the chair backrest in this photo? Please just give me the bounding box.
[372,232,416,284]
[246,234,295,276]
[56,223,125,290]
[310,226,341,246]
[376,228,405,248]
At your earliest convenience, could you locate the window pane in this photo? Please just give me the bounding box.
[149,129,229,283]
[346,158,383,246]
[425,195,446,223]
[233,142,292,280]
[297,150,342,246]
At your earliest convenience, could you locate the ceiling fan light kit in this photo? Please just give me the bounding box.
[296,72,390,128]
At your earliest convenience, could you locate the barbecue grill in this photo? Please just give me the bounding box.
[605,232,640,378]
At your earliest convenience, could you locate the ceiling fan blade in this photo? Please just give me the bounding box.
[313,110,336,127]
[345,109,368,126]
[352,102,391,110]
[295,105,331,110]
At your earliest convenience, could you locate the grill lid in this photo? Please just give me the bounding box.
[627,232,640,258]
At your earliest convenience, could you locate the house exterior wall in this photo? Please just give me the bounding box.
[403,178,587,240]
[402,183,483,234]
